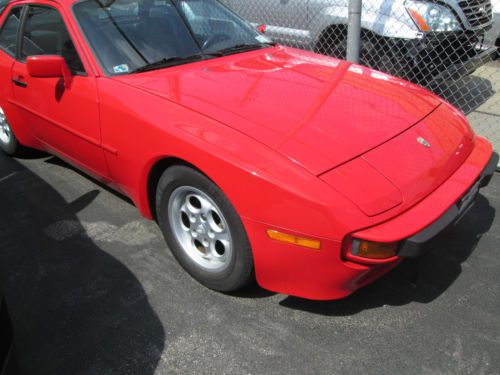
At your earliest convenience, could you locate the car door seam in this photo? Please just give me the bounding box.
[7,98,101,148]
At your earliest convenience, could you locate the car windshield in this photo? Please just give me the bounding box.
[73,0,273,75]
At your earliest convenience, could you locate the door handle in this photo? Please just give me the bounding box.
[12,78,28,88]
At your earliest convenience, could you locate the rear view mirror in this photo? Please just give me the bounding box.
[27,55,70,79]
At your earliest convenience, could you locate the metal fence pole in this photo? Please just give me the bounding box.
[346,0,362,63]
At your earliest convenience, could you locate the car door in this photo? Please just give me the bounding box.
[0,6,23,130]
[10,3,110,178]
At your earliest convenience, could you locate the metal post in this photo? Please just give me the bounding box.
[346,0,362,64]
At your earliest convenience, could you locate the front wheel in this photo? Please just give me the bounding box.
[156,165,254,292]
[0,107,21,156]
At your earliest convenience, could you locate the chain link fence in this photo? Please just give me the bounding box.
[222,0,500,155]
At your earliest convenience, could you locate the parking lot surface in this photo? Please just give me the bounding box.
[437,59,500,158]
[1,152,499,374]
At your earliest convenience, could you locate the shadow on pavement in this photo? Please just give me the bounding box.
[432,75,495,114]
[280,194,496,316]
[42,155,277,302]
[44,156,136,208]
[0,155,165,374]
[228,283,277,299]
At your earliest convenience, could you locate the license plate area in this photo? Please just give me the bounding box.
[457,179,480,216]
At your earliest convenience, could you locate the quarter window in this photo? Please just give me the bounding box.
[21,6,85,74]
[0,7,23,57]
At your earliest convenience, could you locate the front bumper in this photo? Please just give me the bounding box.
[244,137,495,300]
[398,151,498,257]
[388,31,498,82]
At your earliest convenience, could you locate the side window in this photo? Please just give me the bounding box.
[0,7,23,57]
[21,6,85,74]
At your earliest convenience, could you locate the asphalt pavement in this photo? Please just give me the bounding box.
[0,152,499,375]
[436,59,500,167]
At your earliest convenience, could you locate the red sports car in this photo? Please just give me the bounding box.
[0,0,497,300]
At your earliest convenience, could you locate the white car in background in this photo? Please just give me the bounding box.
[223,0,498,83]
[485,0,500,54]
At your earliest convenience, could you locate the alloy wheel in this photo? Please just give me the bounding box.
[168,186,233,272]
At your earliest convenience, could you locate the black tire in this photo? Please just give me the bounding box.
[156,165,254,292]
[0,108,21,156]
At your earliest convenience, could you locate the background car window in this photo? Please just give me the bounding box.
[0,7,23,57]
[21,6,85,74]
[178,0,265,51]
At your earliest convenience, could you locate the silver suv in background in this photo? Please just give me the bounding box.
[222,0,497,84]
[485,0,500,56]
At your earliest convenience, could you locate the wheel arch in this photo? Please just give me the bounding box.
[142,156,205,222]
[314,24,347,54]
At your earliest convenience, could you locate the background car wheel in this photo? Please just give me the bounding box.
[156,165,254,292]
[0,107,21,156]
[315,27,411,81]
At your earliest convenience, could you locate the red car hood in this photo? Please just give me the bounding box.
[114,47,442,175]
[320,104,475,216]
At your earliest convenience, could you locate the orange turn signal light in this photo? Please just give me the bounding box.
[267,230,321,250]
[352,239,398,259]
[408,9,430,32]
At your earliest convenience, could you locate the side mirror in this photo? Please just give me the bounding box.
[257,24,266,34]
[27,55,70,79]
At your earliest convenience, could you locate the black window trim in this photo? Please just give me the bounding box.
[18,3,88,76]
[15,4,28,60]
[0,4,26,59]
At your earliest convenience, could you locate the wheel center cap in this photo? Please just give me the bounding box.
[195,224,206,234]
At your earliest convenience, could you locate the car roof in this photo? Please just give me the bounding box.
[0,0,10,14]
[1,0,77,12]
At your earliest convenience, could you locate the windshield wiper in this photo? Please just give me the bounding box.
[214,42,276,56]
[131,53,216,73]
[131,43,276,73]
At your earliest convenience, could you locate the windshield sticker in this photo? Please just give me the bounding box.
[113,64,129,74]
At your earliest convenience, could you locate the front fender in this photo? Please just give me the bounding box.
[97,77,367,242]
